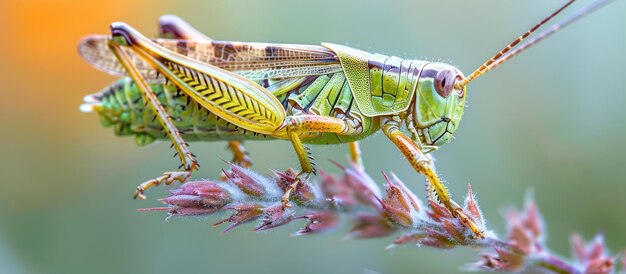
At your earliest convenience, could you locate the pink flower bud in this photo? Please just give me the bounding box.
[426,200,454,221]
[470,247,524,272]
[570,233,614,274]
[347,214,396,239]
[419,227,456,249]
[214,204,264,233]
[463,184,485,230]
[392,232,426,246]
[160,181,231,212]
[503,199,545,255]
[169,181,231,207]
[319,170,357,208]
[272,169,314,204]
[329,160,381,209]
[378,172,414,226]
[254,204,295,231]
[225,163,266,197]
[293,211,339,236]
[159,195,204,208]
[388,172,421,212]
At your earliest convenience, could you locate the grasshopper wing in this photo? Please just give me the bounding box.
[79,36,342,81]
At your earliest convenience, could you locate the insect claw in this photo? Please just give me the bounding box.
[173,152,179,158]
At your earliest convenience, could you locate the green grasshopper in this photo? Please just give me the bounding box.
[79,0,614,238]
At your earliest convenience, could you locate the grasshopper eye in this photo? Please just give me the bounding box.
[435,69,454,98]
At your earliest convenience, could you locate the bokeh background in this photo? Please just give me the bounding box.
[1,0,625,273]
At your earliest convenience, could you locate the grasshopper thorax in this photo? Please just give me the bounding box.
[412,62,466,147]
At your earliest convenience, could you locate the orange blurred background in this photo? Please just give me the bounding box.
[1,1,625,273]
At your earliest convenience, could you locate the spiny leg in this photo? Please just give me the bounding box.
[156,17,255,175]
[279,114,357,208]
[110,23,285,137]
[227,141,252,168]
[108,41,198,200]
[381,116,484,238]
[281,129,314,208]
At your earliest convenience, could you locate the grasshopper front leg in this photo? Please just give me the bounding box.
[381,116,484,238]
[107,41,198,200]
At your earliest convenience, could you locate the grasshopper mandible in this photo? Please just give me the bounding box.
[79,0,614,238]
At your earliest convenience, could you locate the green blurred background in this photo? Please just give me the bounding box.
[1,0,625,273]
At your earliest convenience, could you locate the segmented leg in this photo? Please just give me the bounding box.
[108,41,198,200]
[110,23,285,136]
[157,17,255,172]
[381,116,484,238]
[110,23,359,209]
[227,141,252,168]
[279,114,357,208]
[281,129,314,208]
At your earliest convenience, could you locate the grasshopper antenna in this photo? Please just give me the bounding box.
[455,0,575,89]
[455,0,616,90]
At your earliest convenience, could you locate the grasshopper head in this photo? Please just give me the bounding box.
[412,62,466,147]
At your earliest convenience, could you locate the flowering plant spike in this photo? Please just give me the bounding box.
[142,161,626,274]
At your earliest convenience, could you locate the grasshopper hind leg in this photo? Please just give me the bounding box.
[155,16,256,175]
[107,40,198,200]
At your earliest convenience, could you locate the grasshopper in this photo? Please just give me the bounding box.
[79,0,614,238]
